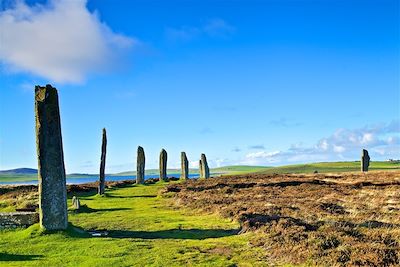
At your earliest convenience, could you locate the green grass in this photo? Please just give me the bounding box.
[258,161,400,174]
[212,165,270,175]
[112,166,269,176]
[0,174,37,182]
[0,182,266,266]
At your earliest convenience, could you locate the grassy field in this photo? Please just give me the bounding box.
[0,182,266,266]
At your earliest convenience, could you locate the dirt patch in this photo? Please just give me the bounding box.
[164,171,400,266]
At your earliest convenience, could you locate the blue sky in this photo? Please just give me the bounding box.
[0,0,399,173]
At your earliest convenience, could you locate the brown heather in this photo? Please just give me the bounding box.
[165,171,400,266]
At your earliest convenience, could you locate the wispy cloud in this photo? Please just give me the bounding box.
[0,0,136,83]
[232,147,241,152]
[248,145,265,149]
[165,18,235,42]
[242,120,400,165]
[79,160,94,169]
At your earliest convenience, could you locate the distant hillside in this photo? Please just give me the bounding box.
[258,161,400,174]
[113,169,183,176]
[0,168,37,175]
[1,162,398,183]
[113,166,269,176]
[212,165,270,174]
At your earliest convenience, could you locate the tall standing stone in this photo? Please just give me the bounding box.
[35,85,68,230]
[199,159,203,178]
[137,146,145,184]
[181,152,189,180]
[361,149,370,172]
[159,149,167,181]
[201,153,210,178]
[98,128,107,195]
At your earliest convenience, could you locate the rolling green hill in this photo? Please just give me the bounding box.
[257,161,400,174]
[114,166,270,176]
[1,162,398,183]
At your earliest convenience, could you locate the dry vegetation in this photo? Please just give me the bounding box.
[165,171,400,266]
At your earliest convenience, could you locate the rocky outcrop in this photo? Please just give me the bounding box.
[0,212,39,229]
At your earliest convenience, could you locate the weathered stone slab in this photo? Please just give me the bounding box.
[74,198,80,210]
[199,159,203,178]
[201,153,210,178]
[361,149,370,172]
[159,149,167,181]
[35,85,68,230]
[0,212,39,229]
[181,152,189,180]
[71,196,80,210]
[99,128,107,195]
[137,146,145,184]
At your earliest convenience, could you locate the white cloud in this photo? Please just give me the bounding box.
[243,151,282,165]
[241,120,400,166]
[0,0,136,83]
[246,151,281,159]
[333,145,345,153]
[317,139,329,151]
[189,160,199,168]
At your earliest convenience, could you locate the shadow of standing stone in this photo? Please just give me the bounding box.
[35,85,68,230]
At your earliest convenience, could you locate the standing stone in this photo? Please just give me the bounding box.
[180,152,189,180]
[35,85,68,230]
[72,196,77,207]
[72,196,80,210]
[75,198,80,210]
[137,146,145,184]
[199,159,203,178]
[361,149,370,172]
[159,149,167,181]
[201,153,210,178]
[98,128,107,195]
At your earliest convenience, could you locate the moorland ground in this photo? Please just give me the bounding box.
[166,171,400,266]
[0,168,399,266]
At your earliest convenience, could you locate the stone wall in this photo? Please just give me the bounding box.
[0,212,39,229]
